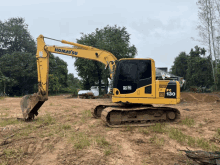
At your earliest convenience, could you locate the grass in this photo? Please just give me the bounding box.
[139,128,149,135]
[0,97,5,100]
[49,103,61,106]
[0,107,10,110]
[149,135,165,146]
[71,132,91,149]
[36,114,55,125]
[216,128,220,137]
[139,124,166,135]
[168,127,219,151]
[2,148,23,163]
[95,136,112,156]
[199,123,203,127]
[46,144,55,151]
[15,124,37,139]
[169,127,187,143]
[62,124,71,130]
[81,110,92,123]
[149,123,166,133]
[70,132,113,156]
[104,148,112,156]
[0,112,9,117]
[95,136,110,147]
[181,117,195,127]
[82,110,92,118]
[72,106,79,108]
[0,118,22,127]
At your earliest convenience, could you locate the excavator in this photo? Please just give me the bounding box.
[20,35,181,127]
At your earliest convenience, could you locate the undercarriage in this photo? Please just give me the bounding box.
[91,103,181,127]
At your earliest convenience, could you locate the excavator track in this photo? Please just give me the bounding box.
[91,103,153,118]
[100,106,181,127]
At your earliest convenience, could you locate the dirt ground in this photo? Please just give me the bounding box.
[0,92,220,165]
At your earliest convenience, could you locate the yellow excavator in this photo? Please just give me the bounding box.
[20,35,181,127]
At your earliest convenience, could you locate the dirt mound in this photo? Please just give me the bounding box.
[181,92,220,103]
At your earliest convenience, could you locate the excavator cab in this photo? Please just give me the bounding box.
[113,59,152,95]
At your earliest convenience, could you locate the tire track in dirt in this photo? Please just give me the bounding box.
[23,137,65,165]
[187,93,202,102]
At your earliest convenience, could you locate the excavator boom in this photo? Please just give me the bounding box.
[20,35,117,120]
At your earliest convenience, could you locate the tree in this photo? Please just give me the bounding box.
[0,52,37,96]
[0,17,36,57]
[49,53,68,88]
[0,17,69,96]
[48,74,60,94]
[67,73,81,89]
[171,51,189,79]
[186,46,213,88]
[75,25,137,94]
[195,0,220,90]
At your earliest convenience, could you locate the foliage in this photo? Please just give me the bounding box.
[75,25,137,92]
[0,17,36,57]
[0,17,71,96]
[48,74,60,94]
[49,53,68,88]
[171,46,214,90]
[67,73,81,89]
[0,52,37,96]
[171,51,189,79]
[186,46,213,88]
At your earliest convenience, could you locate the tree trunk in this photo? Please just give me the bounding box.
[208,0,218,90]
[205,0,216,89]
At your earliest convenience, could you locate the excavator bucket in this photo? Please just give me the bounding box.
[20,93,45,120]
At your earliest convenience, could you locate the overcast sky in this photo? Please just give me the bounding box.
[1,0,201,79]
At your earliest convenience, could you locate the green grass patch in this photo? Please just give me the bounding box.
[104,148,112,156]
[217,128,220,136]
[181,117,195,127]
[169,127,187,143]
[0,97,5,100]
[149,135,165,146]
[36,114,55,125]
[15,124,38,138]
[62,124,71,130]
[94,135,112,156]
[0,118,21,127]
[82,110,92,118]
[71,132,91,149]
[168,127,219,151]
[80,110,92,123]
[138,128,149,135]
[149,123,166,133]
[3,148,23,162]
[95,136,110,147]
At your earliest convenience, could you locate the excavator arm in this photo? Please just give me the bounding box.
[20,34,117,120]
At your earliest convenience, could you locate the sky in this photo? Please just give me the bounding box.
[1,0,201,79]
